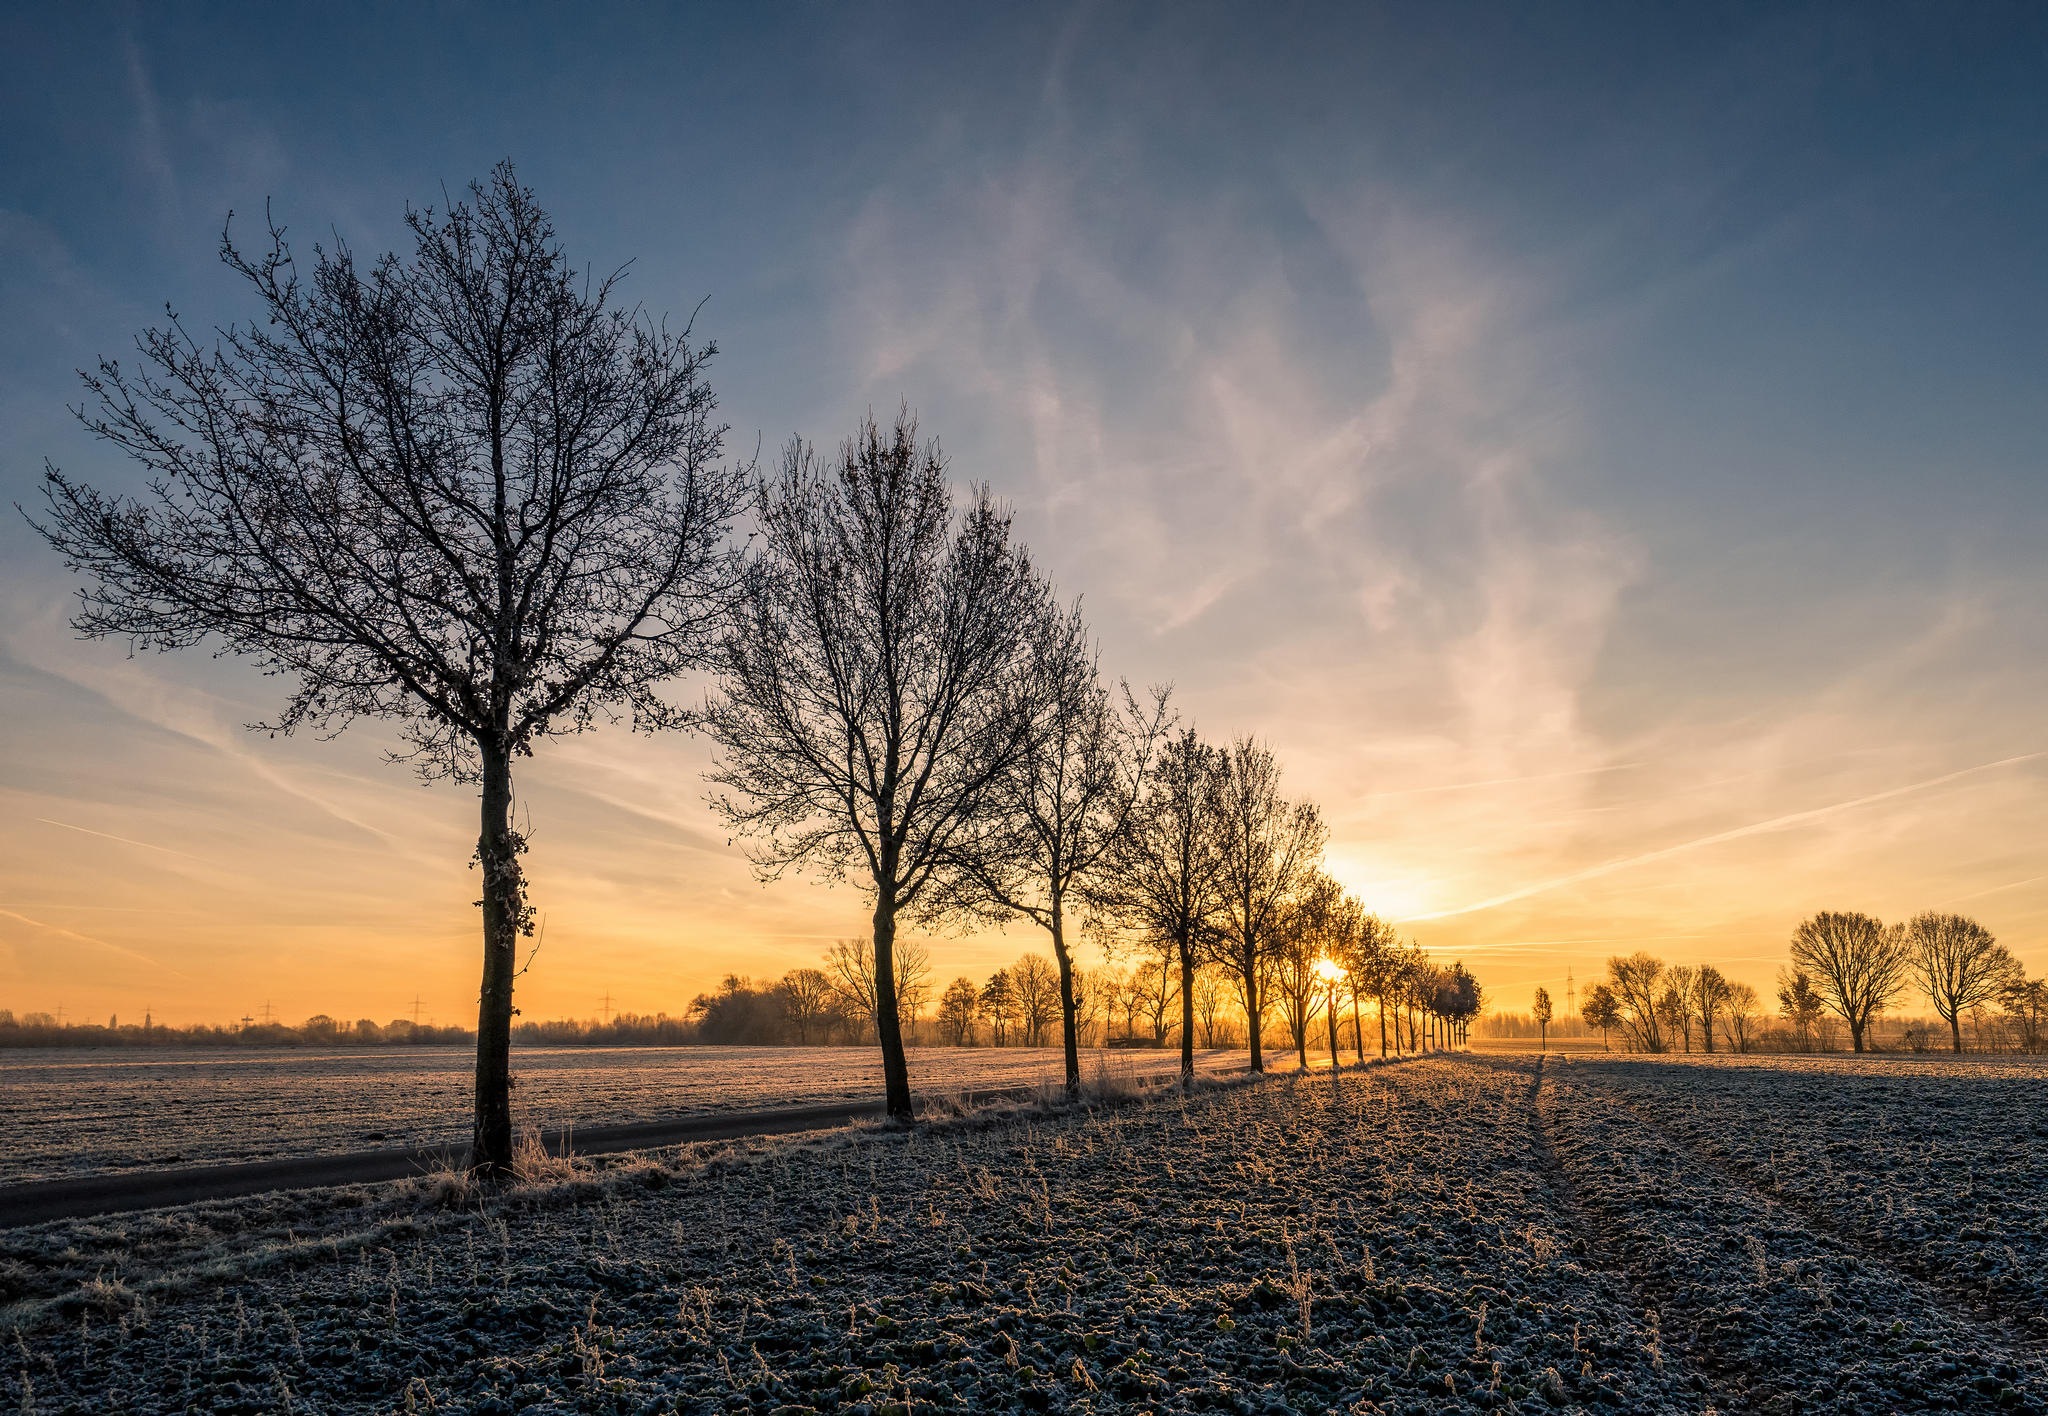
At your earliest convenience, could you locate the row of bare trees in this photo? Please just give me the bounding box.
[1575,910,2042,1055]
[28,168,1481,1167]
[1580,957,1764,1054]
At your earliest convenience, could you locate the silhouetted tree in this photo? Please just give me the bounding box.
[1090,728,1228,1081]
[1532,986,1553,1050]
[1272,871,1343,1067]
[823,936,931,1044]
[1329,899,1379,1063]
[946,596,1169,1094]
[779,968,836,1044]
[1687,965,1732,1054]
[28,166,747,1173]
[705,412,1046,1120]
[1193,963,1233,1048]
[981,969,1020,1046]
[937,977,980,1046]
[1605,953,1668,1052]
[1776,967,1828,1051]
[1582,983,1621,1050]
[1660,965,1698,1052]
[2004,973,2048,1053]
[1789,911,1910,1053]
[1720,980,1761,1052]
[1906,911,2016,1054]
[1210,738,1326,1073]
[1011,952,1061,1048]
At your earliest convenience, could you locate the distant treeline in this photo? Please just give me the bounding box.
[0,1011,473,1049]
[1492,908,2047,1056]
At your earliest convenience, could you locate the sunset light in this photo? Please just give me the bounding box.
[3,8,2046,1411]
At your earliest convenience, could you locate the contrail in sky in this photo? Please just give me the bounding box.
[36,817,211,863]
[0,908,192,978]
[1404,751,2043,922]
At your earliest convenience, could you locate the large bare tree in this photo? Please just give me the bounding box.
[1906,911,2016,1053]
[1209,738,1326,1073]
[1604,953,1668,1052]
[704,412,1045,1121]
[1087,728,1228,1081]
[944,599,1169,1094]
[1789,910,1911,1053]
[29,166,746,1173]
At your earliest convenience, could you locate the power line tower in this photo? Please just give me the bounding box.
[1564,967,1578,1035]
[239,1011,254,1030]
[258,1000,276,1025]
[600,992,616,1024]
[410,994,425,1026]
[54,1002,67,1027]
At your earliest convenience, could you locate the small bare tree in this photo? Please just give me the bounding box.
[980,969,1019,1046]
[1132,947,1181,1045]
[1660,965,1698,1052]
[1531,986,1553,1050]
[1720,980,1761,1052]
[1349,921,1403,1057]
[823,935,932,1044]
[936,977,980,1046]
[779,968,836,1044]
[1011,952,1062,1048]
[1776,967,1828,1051]
[1210,738,1326,1073]
[1907,911,2016,1054]
[28,166,747,1173]
[705,412,1046,1120]
[1582,982,1621,1050]
[1089,728,1229,1081]
[1272,871,1344,1068]
[1789,911,1910,1053]
[1193,963,1233,1048]
[1687,965,1732,1054]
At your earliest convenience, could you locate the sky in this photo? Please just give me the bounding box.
[2,2,2045,1028]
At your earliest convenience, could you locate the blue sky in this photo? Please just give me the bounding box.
[3,3,2045,1024]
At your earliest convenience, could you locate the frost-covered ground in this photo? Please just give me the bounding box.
[0,1045,1251,1184]
[5,1052,2043,1414]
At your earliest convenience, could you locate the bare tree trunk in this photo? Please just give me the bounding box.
[1324,988,1340,1072]
[1378,994,1388,1057]
[1245,964,1264,1073]
[472,744,520,1176]
[872,892,914,1122]
[1350,984,1365,1064]
[1051,909,1081,1099]
[1950,1014,1964,1053]
[1178,936,1196,1085]
[1849,1017,1865,1053]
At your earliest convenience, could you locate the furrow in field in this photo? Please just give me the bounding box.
[1502,1055,1748,1415]
[1566,1067,2048,1364]
[1540,1061,2046,1414]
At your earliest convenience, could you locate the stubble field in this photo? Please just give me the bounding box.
[3,1051,2043,1414]
[0,1044,1252,1184]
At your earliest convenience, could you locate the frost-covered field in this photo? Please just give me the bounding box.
[0,1045,1250,1184]
[5,1051,2044,1414]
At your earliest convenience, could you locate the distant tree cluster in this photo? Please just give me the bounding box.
[0,1011,471,1049]
[27,166,1482,1161]
[1568,908,2043,1056]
